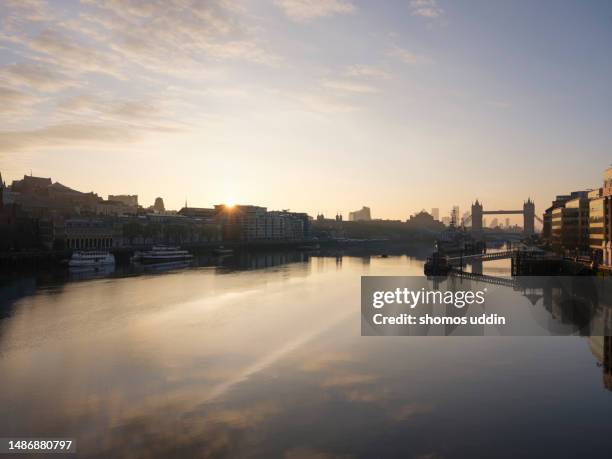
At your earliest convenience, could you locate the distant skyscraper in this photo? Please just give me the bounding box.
[153,197,165,212]
[451,205,460,226]
[505,217,510,228]
[490,217,499,228]
[348,206,371,221]
[431,208,439,221]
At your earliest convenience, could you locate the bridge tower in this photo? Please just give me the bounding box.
[471,200,483,238]
[523,198,535,236]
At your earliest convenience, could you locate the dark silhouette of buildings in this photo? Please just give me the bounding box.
[406,210,445,231]
[153,197,165,212]
[0,172,314,251]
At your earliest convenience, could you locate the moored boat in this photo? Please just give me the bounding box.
[135,246,194,264]
[69,251,115,268]
[424,251,451,276]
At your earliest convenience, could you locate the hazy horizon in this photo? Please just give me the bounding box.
[1,0,611,221]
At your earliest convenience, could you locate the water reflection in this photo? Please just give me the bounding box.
[1,251,612,458]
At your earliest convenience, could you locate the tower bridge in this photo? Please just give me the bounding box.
[471,198,535,237]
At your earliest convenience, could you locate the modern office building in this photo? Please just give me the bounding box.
[215,205,307,241]
[588,188,605,263]
[543,193,584,243]
[602,166,612,266]
[348,206,371,221]
[431,208,439,221]
[551,192,589,252]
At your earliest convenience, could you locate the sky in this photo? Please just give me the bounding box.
[0,0,611,222]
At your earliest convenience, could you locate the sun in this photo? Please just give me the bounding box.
[225,198,235,208]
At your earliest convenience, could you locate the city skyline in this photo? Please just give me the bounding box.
[1,1,612,220]
[1,168,548,226]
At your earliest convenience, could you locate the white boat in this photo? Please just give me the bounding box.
[69,251,115,267]
[136,246,194,264]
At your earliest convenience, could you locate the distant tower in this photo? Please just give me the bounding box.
[471,200,483,238]
[335,213,343,222]
[523,198,535,236]
[153,197,165,212]
[431,207,440,221]
[451,205,460,227]
[0,171,4,210]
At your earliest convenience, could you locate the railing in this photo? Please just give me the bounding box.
[450,270,517,288]
[447,249,517,264]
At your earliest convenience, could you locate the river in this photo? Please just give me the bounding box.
[0,249,611,458]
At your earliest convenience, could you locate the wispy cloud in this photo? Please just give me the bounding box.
[272,88,359,113]
[0,122,138,152]
[0,62,75,92]
[26,29,125,79]
[409,0,444,18]
[0,0,281,153]
[1,0,280,83]
[322,79,379,94]
[275,0,355,22]
[387,45,431,65]
[0,0,57,23]
[345,64,391,79]
[0,86,43,120]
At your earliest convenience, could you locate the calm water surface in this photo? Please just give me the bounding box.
[1,251,611,458]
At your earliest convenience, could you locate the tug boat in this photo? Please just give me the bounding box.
[69,251,115,268]
[424,251,451,276]
[133,246,194,264]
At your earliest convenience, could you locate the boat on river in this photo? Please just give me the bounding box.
[132,246,193,264]
[68,251,115,268]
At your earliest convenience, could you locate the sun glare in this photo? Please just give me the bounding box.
[225,199,235,208]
